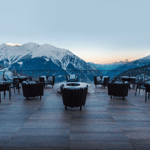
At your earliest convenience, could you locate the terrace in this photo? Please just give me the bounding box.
[0,83,150,150]
[0,70,150,150]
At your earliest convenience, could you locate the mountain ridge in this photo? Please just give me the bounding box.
[0,42,98,82]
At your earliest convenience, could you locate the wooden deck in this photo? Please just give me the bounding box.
[0,84,150,150]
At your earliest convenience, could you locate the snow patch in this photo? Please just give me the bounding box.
[18,62,23,65]
[45,58,49,61]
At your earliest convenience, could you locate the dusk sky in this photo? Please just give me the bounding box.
[0,0,150,64]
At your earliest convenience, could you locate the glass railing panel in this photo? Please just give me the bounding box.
[0,71,4,80]
[12,69,150,83]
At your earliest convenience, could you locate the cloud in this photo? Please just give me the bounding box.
[6,43,21,46]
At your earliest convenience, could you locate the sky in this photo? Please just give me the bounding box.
[0,0,150,64]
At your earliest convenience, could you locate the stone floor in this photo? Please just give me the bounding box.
[0,84,150,150]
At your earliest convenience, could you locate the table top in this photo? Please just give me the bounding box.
[61,82,89,89]
[22,81,37,85]
[121,76,137,79]
[0,81,11,84]
[13,76,27,79]
[112,81,128,84]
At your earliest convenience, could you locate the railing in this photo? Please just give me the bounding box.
[1,69,150,83]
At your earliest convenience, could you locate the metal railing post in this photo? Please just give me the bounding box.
[32,71,34,80]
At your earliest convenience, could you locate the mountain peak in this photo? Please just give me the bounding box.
[0,43,7,49]
[22,42,40,48]
[141,55,150,60]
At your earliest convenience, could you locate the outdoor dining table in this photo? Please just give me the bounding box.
[0,81,11,102]
[121,76,137,89]
[13,76,28,83]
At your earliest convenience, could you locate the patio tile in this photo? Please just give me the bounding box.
[70,132,129,142]
[15,128,70,136]
[4,136,69,148]
[69,141,135,150]
[133,144,150,150]
[71,124,122,132]
[124,131,150,140]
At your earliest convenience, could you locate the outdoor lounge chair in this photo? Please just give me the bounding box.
[66,74,78,82]
[0,82,11,102]
[22,82,44,100]
[144,81,150,102]
[108,81,129,100]
[10,78,21,94]
[60,84,88,111]
[39,76,55,87]
[135,81,145,96]
[94,76,110,88]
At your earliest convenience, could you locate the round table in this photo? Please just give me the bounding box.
[13,76,28,83]
[121,76,137,89]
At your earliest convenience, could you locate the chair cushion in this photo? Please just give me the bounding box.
[96,76,101,82]
[47,76,53,81]
[69,74,76,80]
[102,76,109,81]
[40,76,47,81]
[97,81,103,84]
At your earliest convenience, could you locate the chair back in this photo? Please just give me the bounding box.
[61,87,88,107]
[12,79,19,88]
[103,77,110,87]
[46,76,55,85]
[94,76,97,85]
[29,76,32,81]
[39,77,45,83]
[66,75,78,82]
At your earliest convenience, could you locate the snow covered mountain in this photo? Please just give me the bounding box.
[105,55,150,78]
[88,62,128,71]
[0,43,98,82]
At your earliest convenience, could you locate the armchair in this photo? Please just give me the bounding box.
[94,76,110,88]
[39,76,55,87]
[66,74,78,82]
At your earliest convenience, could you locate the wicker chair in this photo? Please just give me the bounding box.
[22,82,44,100]
[108,81,129,100]
[135,81,145,96]
[144,82,150,102]
[0,82,11,102]
[39,76,55,87]
[10,79,21,94]
[66,74,78,82]
[94,76,110,88]
[61,85,88,111]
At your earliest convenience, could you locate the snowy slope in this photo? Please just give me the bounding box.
[0,42,98,82]
[0,43,73,66]
[105,54,150,78]
[0,42,97,70]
